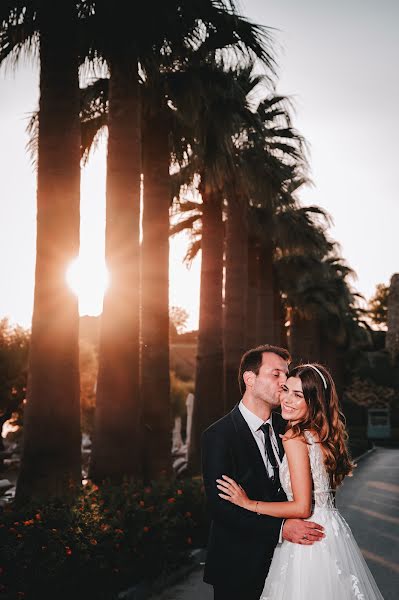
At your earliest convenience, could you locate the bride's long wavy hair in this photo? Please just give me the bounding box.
[287,363,354,488]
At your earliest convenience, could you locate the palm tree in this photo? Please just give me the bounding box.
[178,62,269,473]
[278,253,360,392]
[254,199,332,345]
[224,94,307,409]
[1,1,82,501]
[88,34,142,483]
[140,103,173,480]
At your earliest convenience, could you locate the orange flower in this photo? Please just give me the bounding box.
[143,526,150,533]
[23,519,34,526]
[139,500,145,507]
[90,539,97,545]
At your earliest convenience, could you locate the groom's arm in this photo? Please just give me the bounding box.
[202,428,283,539]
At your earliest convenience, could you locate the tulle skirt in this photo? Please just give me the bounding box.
[261,507,384,600]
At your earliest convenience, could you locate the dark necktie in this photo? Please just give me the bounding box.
[260,423,280,485]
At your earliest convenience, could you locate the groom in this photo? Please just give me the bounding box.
[201,345,325,600]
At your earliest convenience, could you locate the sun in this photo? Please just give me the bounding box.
[66,256,109,316]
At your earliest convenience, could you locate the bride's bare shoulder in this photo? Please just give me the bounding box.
[281,429,307,444]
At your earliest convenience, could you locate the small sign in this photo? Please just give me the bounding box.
[367,408,391,439]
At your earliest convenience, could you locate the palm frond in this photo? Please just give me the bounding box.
[25,109,39,169]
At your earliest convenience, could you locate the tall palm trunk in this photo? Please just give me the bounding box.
[140,113,171,480]
[289,309,321,366]
[246,238,259,349]
[273,283,287,347]
[90,56,141,482]
[256,242,277,345]
[224,198,248,411]
[188,188,224,473]
[320,339,344,397]
[16,2,81,502]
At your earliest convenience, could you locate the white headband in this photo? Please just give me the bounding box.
[302,364,328,389]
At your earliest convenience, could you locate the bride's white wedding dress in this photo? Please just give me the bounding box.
[261,431,384,600]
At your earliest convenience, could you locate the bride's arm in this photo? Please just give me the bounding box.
[217,434,312,519]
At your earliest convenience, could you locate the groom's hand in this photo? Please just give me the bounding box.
[282,519,325,545]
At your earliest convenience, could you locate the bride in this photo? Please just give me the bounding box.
[216,363,384,600]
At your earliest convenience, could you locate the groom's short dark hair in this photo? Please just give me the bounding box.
[238,345,291,395]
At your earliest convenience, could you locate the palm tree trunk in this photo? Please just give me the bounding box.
[256,242,276,345]
[274,283,287,348]
[90,56,141,482]
[289,309,321,365]
[224,198,248,411]
[320,339,345,397]
[140,113,171,480]
[188,188,224,473]
[246,238,259,349]
[16,2,81,503]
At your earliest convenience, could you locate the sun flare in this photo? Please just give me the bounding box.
[66,256,109,316]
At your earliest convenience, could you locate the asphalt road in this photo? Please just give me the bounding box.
[151,447,399,600]
[336,446,399,600]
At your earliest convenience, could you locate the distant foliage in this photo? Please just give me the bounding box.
[344,377,396,408]
[368,283,389,328]
[170,306,189,337]
[170,370,193,419]
[0,319,30,437]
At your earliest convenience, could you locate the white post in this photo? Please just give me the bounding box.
[172,416,183,453]
[185,392,194,451]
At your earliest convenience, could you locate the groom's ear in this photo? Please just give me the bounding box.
[243,370,255,389]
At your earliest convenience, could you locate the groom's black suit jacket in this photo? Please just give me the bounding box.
[202,405,287,589]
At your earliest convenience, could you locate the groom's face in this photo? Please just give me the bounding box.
[251,352,288,407]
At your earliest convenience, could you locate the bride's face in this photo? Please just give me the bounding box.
[280,377,308,424]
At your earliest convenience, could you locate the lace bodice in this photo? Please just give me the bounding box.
[279,430,336,509]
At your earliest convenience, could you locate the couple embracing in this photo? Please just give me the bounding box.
[201,344,384,600]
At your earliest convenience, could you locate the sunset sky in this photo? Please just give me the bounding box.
[0,0,398,331]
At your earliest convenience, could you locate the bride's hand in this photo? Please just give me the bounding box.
[216,475,253,510]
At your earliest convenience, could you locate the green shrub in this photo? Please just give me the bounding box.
[0,477,207,600]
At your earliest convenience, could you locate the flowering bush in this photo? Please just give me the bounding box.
[0,477,207,600]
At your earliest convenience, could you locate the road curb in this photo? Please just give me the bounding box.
[353,444,376,464]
